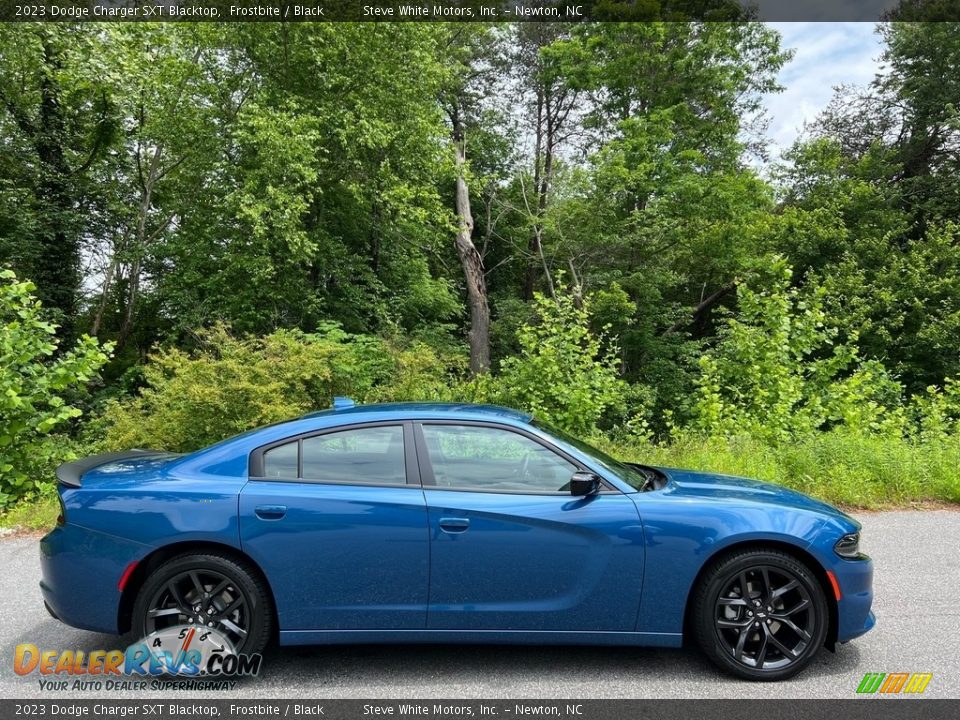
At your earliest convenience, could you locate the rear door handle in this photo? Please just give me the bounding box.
[438,517,470,534]
[255,505,286,520]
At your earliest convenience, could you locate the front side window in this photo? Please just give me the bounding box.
[421,425,577,493]
[261,425,407,484]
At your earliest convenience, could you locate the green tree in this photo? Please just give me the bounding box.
[0,26,119,336]
[484,284,626,435]
[0,270,112,506]
[684,259,907,442]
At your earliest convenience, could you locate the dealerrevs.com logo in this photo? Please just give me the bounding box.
[14,626,262,691]
[856,672,933,695]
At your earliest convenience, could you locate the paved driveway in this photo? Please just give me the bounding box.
[1,511,957,698]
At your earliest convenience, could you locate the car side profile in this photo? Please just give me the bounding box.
[40,400,874,680]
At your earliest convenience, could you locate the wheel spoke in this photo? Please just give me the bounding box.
[759,568,772,599]
[717,617,752,629]
[166,581,187,610]
[755,628,769,667]
[218,596,245,618]
[777,598,810,617]
[771,579,799,599]
[718,596,748,606]
[188,571,205,599]
[219,618,248,638]
[208,579,230,600]
[766,628,798,659]
[147,607,182,619]
[733,628,749,661]
[739,572,751,600]
[776,616,811,641]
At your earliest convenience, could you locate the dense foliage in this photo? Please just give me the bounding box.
[0,270,111,506]
[2,21,960,513]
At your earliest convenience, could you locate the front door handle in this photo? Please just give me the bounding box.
[255,505,287,520]
[438,517,470,534]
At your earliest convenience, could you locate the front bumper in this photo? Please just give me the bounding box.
[833,553,875,643]
[40,523,149,634]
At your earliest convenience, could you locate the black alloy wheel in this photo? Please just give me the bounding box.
[692,549,829,680]
[131,552,272,656]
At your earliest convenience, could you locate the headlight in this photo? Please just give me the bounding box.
[834,532,861,558]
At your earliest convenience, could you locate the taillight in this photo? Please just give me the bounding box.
[56,495,65,526]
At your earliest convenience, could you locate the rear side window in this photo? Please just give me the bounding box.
[260,425,407,485]
[263,442,298,479]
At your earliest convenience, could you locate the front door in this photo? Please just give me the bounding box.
[239,422,429,630]
[417,422,645,632]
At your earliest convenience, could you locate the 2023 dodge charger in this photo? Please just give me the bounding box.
[40,400,874,680]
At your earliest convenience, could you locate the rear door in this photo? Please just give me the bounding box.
[417,422,645,632]
[239,422,429,630]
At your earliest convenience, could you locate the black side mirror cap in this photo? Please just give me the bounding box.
[569,471,601,496]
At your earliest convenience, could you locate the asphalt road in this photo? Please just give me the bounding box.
[1,511,958,699]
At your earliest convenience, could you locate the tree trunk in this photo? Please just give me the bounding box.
[34,37,79,336]
[523,88,545,301]
[117,142,162,347]
[451,106,490,376]
[91,251,120,337]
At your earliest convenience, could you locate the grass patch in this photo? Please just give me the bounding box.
[607,431,960,508]
[0,493,58,533]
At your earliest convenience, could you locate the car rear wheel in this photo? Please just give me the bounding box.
[691,549,828,680]
[131,552,272,656]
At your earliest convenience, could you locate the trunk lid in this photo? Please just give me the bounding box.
[55,450,182,487]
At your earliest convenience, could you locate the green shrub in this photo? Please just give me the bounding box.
[0,270,112,507]
[95,324,468,453]
[478,289,629,436]
[683,258,913,441]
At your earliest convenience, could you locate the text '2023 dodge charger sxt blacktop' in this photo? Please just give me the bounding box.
[40,399,874,680]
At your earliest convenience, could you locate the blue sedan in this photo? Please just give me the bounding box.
[40,400,874,680]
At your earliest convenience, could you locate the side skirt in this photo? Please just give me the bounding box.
[278,629,683,648]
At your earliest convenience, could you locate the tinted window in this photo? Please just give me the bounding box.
[421,425,576,493]
[301,426,406,484]
[263,441,298,479]
[532,418,650,490]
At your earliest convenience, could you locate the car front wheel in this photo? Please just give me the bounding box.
[692,549,829,680]
[131,552,272,656]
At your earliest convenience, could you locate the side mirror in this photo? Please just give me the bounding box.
[569,471,601,496]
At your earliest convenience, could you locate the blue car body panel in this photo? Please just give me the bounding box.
[239,481,430,630]
[39,402,874,651]
[423,489,644,631]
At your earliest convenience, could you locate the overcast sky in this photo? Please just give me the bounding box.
[762,22,886,158]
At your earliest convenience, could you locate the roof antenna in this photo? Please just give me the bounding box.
[332,397,356,411]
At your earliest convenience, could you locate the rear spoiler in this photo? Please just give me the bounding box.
[55,450,174,488]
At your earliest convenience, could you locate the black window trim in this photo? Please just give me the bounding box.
[249,420,420,488]
[413,420,620,496]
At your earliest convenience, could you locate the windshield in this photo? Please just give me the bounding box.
[532,419,650,491]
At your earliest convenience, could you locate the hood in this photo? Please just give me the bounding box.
[657,467,857,524]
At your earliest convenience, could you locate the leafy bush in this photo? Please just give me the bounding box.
[683,258,911,441]
[96,324,467,453]
[0,270,112,506]
[478,289,628,436]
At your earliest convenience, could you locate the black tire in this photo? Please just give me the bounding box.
[691,549,829,681]
[131,552,273,656]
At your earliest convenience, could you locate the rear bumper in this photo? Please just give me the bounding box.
[40,523,149,634]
